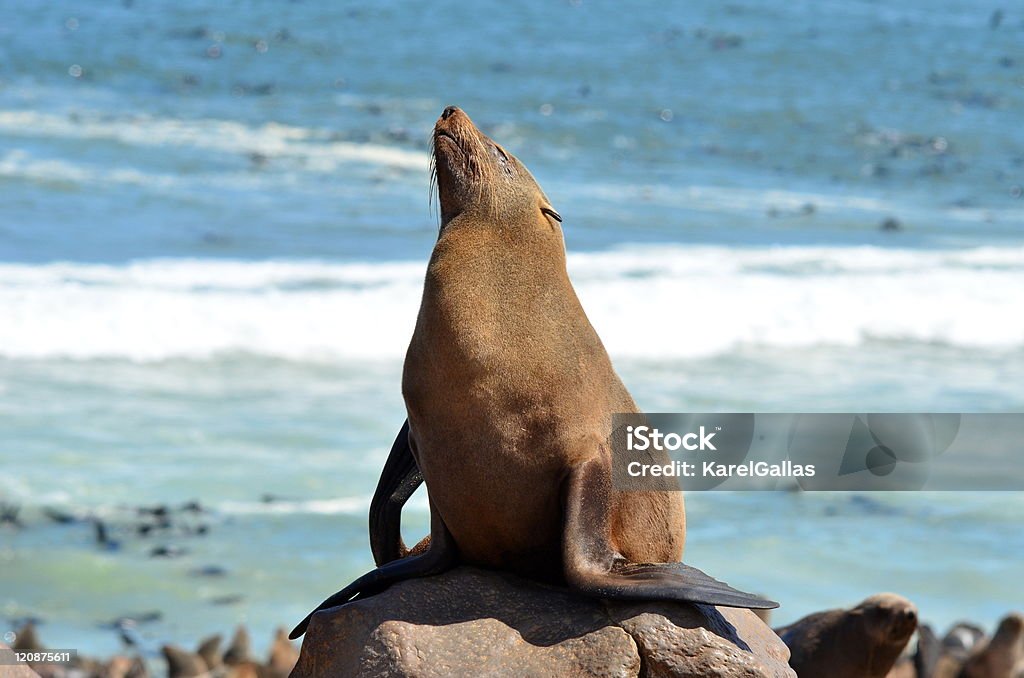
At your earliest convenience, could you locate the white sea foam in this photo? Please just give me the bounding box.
[1,108,1013,227]
[217,496,370,516]
[216,492,430,516]
[573,182,1018,225]
[0,150,183,189]
[1,245,1022,361]
[0,109,428,172]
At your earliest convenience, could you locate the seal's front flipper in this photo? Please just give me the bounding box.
[562,458,778,610]
[368,420,425,566]
[290,503,456,640]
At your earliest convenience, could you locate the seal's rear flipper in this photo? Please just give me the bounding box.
[562,458,778,610]
[290,504,456,640]
[572,560,778,609]
[368,420,424,566]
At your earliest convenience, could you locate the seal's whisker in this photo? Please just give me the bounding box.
[428,133,440,226]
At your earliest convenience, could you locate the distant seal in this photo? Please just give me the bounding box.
[162,644,207,678]
[291,106,775,638]
[195,634,222,671]
[959,613,1024,678]
[776,593,918,678]
[267,628,300,677]
[222,625,251,666]
[943,622,987,657]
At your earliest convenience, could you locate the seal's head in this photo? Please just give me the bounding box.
[432,106,561,229]
[991,612,1024,647]
[856,593,918,646]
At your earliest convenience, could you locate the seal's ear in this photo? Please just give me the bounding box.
[541,207,562,222]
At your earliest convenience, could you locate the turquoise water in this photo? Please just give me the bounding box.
[1,0,1023,660]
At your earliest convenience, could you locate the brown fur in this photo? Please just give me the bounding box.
[266,627,299,677]
[403,106,685,583]
[776,593,918,678]
[959,613,1024,678]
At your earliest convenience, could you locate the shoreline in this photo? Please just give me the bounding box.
[7,594,1021,678]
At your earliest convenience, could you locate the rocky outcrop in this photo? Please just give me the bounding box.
[292,566,794,677]
[0,642,43,678]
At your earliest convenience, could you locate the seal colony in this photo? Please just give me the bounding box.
[290,106,776,639]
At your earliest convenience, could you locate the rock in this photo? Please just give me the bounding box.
[0,642,42,678]
[776,593,917,678]
[960,613,1024,678]
[612,604,793,678]
[753,608,773,626]
[292,566,794,678]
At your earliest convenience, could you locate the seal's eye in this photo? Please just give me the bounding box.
[541,207,562,222]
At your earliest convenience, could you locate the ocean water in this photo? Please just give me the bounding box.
[1,0,1023,661]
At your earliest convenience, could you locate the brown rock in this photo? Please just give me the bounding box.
[292,566,794,678]
[0,642,42,678]
[753,608,773,626]
[613,604,793,678]
[776,593,918,678]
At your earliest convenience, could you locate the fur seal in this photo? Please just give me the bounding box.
[775,593,918,678]
[162,644,207,678]
[195,634,222,671]
[944,622,989,658]
[291,105,775,638]
[958,613,1024,678]
[222,625,251,666]
[267,627,300,677]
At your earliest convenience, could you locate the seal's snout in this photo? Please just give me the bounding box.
[886,604,918,639]
[434,106,464,143]
[436,106,470,131]
[430,105,536,224]
[892,608,917,636]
